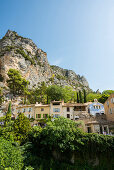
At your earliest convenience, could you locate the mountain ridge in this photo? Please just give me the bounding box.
[0,30,92,92]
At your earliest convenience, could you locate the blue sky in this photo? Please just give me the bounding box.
[0,0,114,92]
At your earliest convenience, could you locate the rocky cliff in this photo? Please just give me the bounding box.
[0,30,91,91]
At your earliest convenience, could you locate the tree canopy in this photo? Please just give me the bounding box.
[0,138,24,170]
[13,113,31,143]
[7,69,29,96]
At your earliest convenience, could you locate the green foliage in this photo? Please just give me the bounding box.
[27,82,47,104]
[102,90,114,95]
[0,123,15,141]
[79,90,83,103]
[83,89,87,103]
[77,92,79,103]
[13,113,31,143]
[5,46,15,52]
[46,85,77,103]
[0,138,24,170]
[87,93,101,102]
[98,94,110,104]
[0,116,114,169]
[7,69,29,96]
[28,117,83,153]
[16,49,35,65]
[62,86,77,103]
[87,92,110,103]
[56,74,66,80]
[46,85,64,101]
[27,117,114,168]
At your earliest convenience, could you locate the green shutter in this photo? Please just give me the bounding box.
[40,114,41,118]
[36,114,37,118]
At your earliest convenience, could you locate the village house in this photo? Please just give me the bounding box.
[104,93,114,134]
[50,101,64,118]
[8,98,112,134]
[34,102,50,120]
[16,104,35,119]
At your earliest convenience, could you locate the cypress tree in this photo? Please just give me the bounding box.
[79,90,82,103]
[84,89,87,103]
[77,92,79,103]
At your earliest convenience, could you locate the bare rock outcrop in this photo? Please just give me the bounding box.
[0,30,91,92]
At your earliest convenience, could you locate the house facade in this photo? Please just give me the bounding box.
[34,103,50,120]
[104,93,114,122]
[16,104,35,119]
[104,94,114,134]
[50,101,64,118]
[88,99,105,116]
[13,99,112,134]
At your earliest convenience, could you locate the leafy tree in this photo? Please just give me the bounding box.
[63,86,77,103]
[102,90,114,95]
[7,69,29,96]
[77,92,79,103]
[13,113,31,143]
[39,117,83,152]
[79,90,82,103]
[37,82,47,103]
[0,138,24,170]
[27,82,47,104]
[87,93,101,102]
[83,89,87,103]
[98,94,109,104]
[46,85,64,102]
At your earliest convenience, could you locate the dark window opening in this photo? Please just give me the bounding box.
[67,107,70,112]
[87,127,91,133]
[67,114,70,118]
[41,108,44,111]
[53,103,60,105]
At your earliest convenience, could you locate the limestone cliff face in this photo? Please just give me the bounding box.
[0,30,91,91]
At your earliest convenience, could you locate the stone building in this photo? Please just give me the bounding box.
[104,93,114,134]
[13,99,112,134]
[88,99,104,116]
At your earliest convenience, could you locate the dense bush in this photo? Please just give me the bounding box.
[0,116,114,169]
[0,138,24,170]
[28,117,114,154]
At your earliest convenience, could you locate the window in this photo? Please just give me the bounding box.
[28,108,32,112]
[67,107,70,112]
[53,108,60,112]
[43,114,48,118]
[36,114,41,118]
[67,114,70,118]
[53,103,60,105]
[41,108,44,111]
[23,108,26,113]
